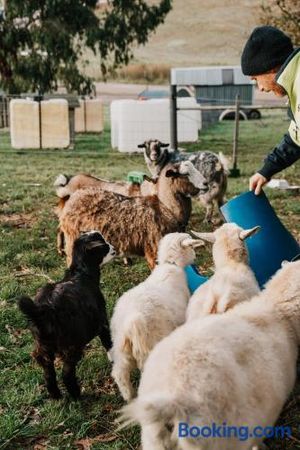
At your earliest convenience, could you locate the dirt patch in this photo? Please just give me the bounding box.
[0,212,36,229]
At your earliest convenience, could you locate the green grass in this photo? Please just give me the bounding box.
[1,111,300,449]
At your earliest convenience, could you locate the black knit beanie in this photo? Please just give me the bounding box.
[241,26,293,75]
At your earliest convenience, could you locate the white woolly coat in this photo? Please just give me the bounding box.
[186,261,260,320]
[124,261,300,450]
[111,263,190,369]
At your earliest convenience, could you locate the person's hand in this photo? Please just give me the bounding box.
[249,173,268,195]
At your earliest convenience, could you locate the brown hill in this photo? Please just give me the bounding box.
[132,0,261,67]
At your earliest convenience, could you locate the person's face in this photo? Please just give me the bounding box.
[251,71,286,97]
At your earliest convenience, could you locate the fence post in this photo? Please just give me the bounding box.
[170,84,178,151]
[229,94,241,177]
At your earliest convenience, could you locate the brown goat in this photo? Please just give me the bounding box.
[54,173,156,213]
[59,161,208,269]
[54,173,156,256]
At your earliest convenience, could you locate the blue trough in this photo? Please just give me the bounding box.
[185,190,300,293]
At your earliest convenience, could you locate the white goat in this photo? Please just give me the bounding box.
[110,232,204,402]
[120,260,300,450]
[186,223,260,320]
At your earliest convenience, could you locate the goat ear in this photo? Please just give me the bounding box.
[160,142,170,147]
[239,226,261,241]
[181,238,205,248]
[138,143,146,148]
[143,174,157,184]
[191,239,205,248]
[165,163,181,178]
[86,241,103,249]
[190,230,216,244]
[165,169,180,178]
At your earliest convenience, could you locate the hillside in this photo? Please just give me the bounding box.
[84,0,262,80]
[132,0,261,66]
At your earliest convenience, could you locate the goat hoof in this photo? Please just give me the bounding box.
[49,389,62,400]
[107,349,113,363]
[123,257,133,266]
[69,387,81,400]
[57,247,66,257]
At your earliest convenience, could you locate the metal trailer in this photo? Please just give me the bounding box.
[170,66,259,149]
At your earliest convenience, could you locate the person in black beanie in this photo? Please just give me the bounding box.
[241,26,300,194]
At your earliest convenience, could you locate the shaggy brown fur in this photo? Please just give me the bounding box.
[55,173,156,209]
[59,164,202,269]
[54,173,156,255]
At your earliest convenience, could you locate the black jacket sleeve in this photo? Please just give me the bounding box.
[258,133,300,180]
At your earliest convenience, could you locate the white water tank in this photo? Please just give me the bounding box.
[41,99,70,148]
[110,98,199,153]
[10,98,70,149]
[75,99,104,133]
[10,99,40,148]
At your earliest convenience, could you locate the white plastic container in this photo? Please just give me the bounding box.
[10,99,40,149]
[41,99,70,148]
[85,99,103,132]
[110,100,124,148]
[110,98,199,152]
[75,99,104,133]
[75,99,85,133]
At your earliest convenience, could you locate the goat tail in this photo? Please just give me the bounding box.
[54,174,72,199]
[121,315,152,369]
[54,173,70,188]
[218,152,230,174]
[117,395,188,434]
[118,396,174,425]
[18,296,41,325]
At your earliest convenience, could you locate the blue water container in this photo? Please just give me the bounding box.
[221,190,300,287]
[184,265,208,293]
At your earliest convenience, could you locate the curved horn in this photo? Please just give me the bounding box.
[239,226,261,241]
[190,230,216,244]
[181,238,205,248]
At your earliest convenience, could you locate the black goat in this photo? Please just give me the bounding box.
[18,231,115,399]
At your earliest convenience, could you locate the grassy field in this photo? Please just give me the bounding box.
[1,111,300,450]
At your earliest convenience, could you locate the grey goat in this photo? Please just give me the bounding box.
[138,139,229,223]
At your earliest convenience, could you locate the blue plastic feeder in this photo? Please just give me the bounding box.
[221,190,300,287]
[185,190,300,292]
[184,265,208,293]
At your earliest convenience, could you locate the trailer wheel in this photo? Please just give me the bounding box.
[247,109,261,120]
[219,109,247,121]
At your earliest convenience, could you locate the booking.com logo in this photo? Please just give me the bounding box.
[178,422,292,441]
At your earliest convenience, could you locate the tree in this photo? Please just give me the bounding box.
[260,0,300,46]
[0,0,172,94]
